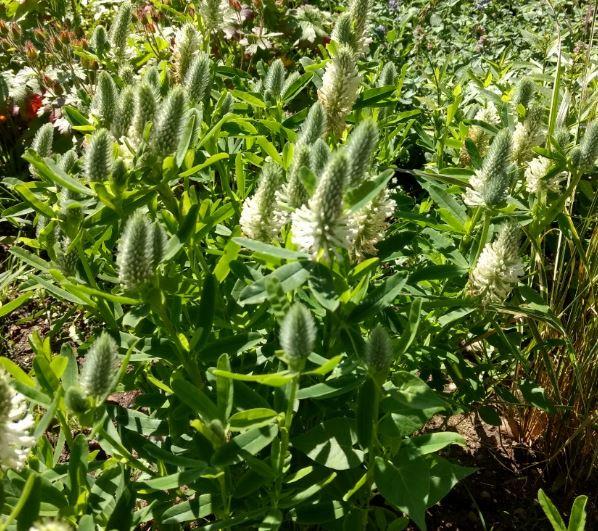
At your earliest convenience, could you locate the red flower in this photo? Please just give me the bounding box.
[23,93,43,121]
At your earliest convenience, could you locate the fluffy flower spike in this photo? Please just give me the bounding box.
[525,156,563,195]
[90,25,109,54]
[310,138,330,176]
[579,121,598,170]
[298,102,327,146]
[93,72,118,128]
[291,151,353,260]
[113,85,135,139]
[331,13,357,51]
[109,1,132,56]
[350,189,395,261]
[80,332,119,401]
[346,119,378,186]
[513,78,535,109]
[512,107,544,165]
[280,303,316,372]
[185,53,212,104]
[0,370,34,470]
[201,0,224,33]
[175,24,201,82]
[463,128,512,207]
[378,63,397,87]
[240,163,285,241]
[117,210,165,290]
[151,86,187,156]
[318,45,360,137]
[264,59,285,101]
[469,222,525,303]
[132,82,157,141]
[84,128,113,182]
[366,325,393,381]
[31,123,54,157]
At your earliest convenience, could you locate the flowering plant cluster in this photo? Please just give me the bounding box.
[0,0,595,529]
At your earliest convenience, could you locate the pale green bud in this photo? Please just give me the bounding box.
[84,129,113,182]
[132,82,157,140]
[93,72,118,128]
[31,123,54,157]
[118,64,134,85]
[201,0,223,33]
[185,53,212,103]
[280,303,316,371]
[55,233,77,275]
[117,211,165,290]
[80,332,119,401]
[176,24,201,82]
[298,102,327,146]
[513,78,535,109]
[64,386,90,414]
[313,151,348,225]
[109,1,132,56]
[90,25,109,55]
[349,0,371,51]
[310,138,330,176]
[318,45,360,136]
[59,149,78,174]
[366,325,393,379]
[346,119,378,186]
[113,85,135,138]
[286,144,311,208]
[264,59,285,101]
[144,66,161,92]
[111,158,128,191]
[331,13,357,51]
[378,63,397,87]
[579,121,598,169]
[152,86,187,156]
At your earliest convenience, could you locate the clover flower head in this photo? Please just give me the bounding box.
[474,102,500,126]
[524,156,563,194]
[80,332,119,401]
[0,370,34,470]
[469,223,525,303]
[280,303,316,371]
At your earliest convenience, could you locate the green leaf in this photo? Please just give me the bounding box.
[138,468,209,490]
[237,262,310,306]
[282,72,313,103]
[213,424,278,465]
[0,292,34,318]
[23,150,94,196]
[391,371,448,410]
[210,369,294,387]
[304,354,344,376]
[346,170,393,213]
[292,418,364,470]
[538,489,566,531]
[176,112,196,168]
[374,456,430,531]
[14,183,54,218]
[232,90,266,108]
[427,456,475,507]
[356,377,378,448]
[178,153,229,178]
[401,432,466,459]
[233,237,308,261]
[567,495,588,531]
[171,377,220,421]
[228,408,278,431]
[161,495,214,524]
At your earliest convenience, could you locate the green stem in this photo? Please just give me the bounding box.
[473,212,491,265]
[362,384,381,527]
[0,473,38,531]
[273,374,299,508]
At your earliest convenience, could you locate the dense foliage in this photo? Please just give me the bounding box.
[0,0,595,529]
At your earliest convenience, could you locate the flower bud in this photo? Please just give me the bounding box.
[59,149,79,174]
[512,78,535,109]
[579,121,597,169]
[117,210,165,290]
[175,23,201,82]
[280,303,316,371]
[298,102,327,146]
[111,158,128,191]
[151,86,187,156]
[84,128,113,182]
[132,82,157,140]
[80,332,119,401]
[93,71,118,128]
[64,386,90,414]
[346,119,378,186]
[31,123,54,157]
[331,13,357,51]
[264,59,285,101]
[312,151,347,225]
[318,45,360,136]
[378,62,397,87]
[112,85,135,138]
[349,0,371,49]
[366,325,393,380]
[201,0,224,33]
[310,138,330,176]
[90,25,109,54]
[285,143,311,208]
[109,1,132,56]
[184,52,212,104]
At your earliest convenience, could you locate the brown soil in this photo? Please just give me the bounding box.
[412,413,597,530]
